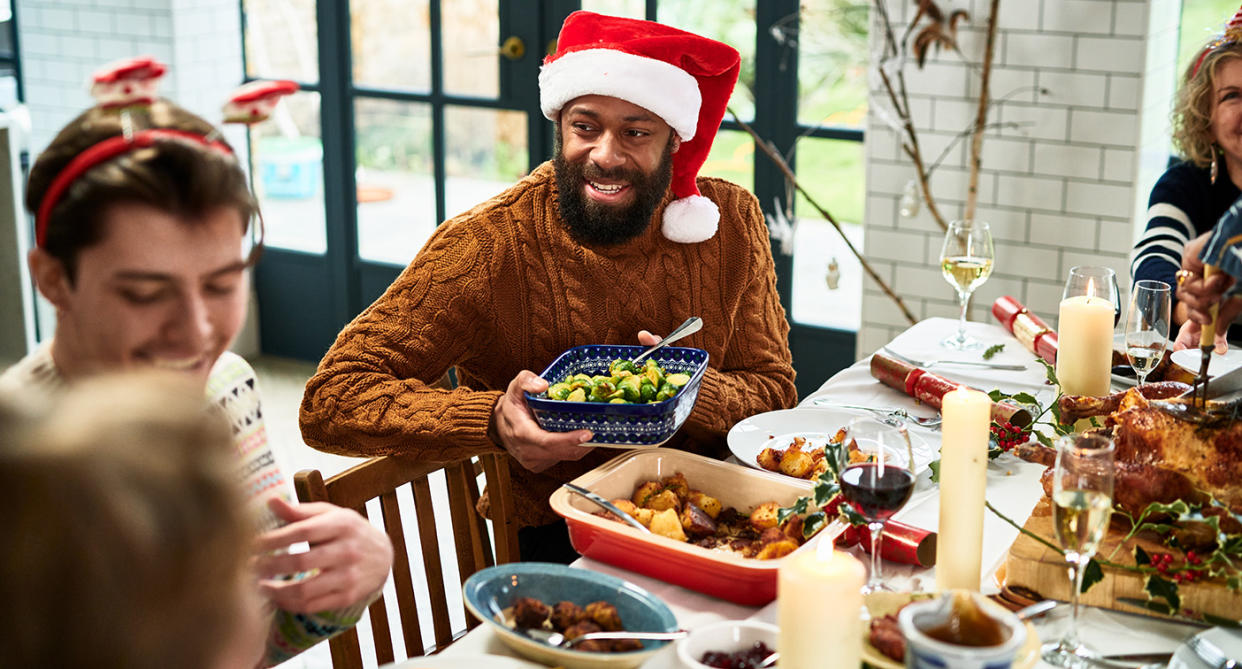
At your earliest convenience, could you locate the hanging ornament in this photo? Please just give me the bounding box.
[825,256,841,290]
[899,179,921,218]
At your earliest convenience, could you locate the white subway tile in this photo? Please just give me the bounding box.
[867,195,898,229]
[1043,1,1114,35]
[96,36,138,60]
[867,159,916,197]
[855,325,894,361]
[933,98,976,135]
[867,228,929,264]
[1070,109,1138,146]
[112,12,154,38]
[60,34,97,59]
[1102,148,1137,184]
[971,205,1028,243]
[865,288,922,328]
[43,6,76,30]
[74,8,115,34]
[902,62,970,98]
[1005,33,1074,69]
[923,298,963,321]
[866,126,901,162]
[995,240,1061,278]
[977,137,1031,174]
[1097,219,1136,253]
[972,276,1027,314]
[1113,3,1148,36]
[995,173,1065,212]
[1026,279,1066,319]
[1036,70,1108,108]
[969,66,1038,104]
[1032,143,1102,180]
[995,0,1041,31]
[1076,36,1145,74]
[1065,180,1134,218]
[22,31,62,57]
[895,264,955,301]
[1060,250,1130,285]
[1108,74,1140,109]
[1028,212,1099,249]
[997,103,1070,142]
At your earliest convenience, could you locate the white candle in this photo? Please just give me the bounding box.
[1057,292,1113,398]
[778,544,864,669]
[936,387,991,591]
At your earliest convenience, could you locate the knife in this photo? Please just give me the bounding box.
[1116,596,1241,628]
[562,483,652,534]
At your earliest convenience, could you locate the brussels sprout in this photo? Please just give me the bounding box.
[609,398,627,404]
[567,387,587,402]
[610,359,639,376]
[547,382,572,400]
[639,379,656,402]
[568,374,592,390]
[590,380,617,402]
[606,388,626,401]
[655,381,677,402]
[617,375,643,401]
[666,373,691,388]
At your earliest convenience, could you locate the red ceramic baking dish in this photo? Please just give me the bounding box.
[549,449,819,606]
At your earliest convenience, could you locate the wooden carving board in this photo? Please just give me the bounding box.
[1003,498,1241,620]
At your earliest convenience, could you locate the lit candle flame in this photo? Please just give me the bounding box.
[1086,277,1095,301]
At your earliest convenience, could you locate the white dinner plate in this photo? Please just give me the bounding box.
[1171,345,1242,378]
[1168,627,1242,669]
[726,407,936,477]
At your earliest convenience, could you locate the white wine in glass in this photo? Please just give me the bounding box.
[939,220,995,350]
[1043,433,1115,668]
[1124,280,1171,386]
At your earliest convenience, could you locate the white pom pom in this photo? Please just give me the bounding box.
[661,195,719,243]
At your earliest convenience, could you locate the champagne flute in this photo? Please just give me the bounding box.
[1124,280,1171,385]
[838,416,916,593]
[939,220,995,350]
[1042,433,1114,668]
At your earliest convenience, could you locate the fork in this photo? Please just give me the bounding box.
[881,346,1028,371]
[1188,633,1239,669]
[810,399,943,428]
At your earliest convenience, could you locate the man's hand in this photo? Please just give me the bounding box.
[254,497,393,614]
[489,370,594,472]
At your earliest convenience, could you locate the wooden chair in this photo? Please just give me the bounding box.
[294,452,520,669]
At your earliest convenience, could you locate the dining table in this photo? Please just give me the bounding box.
[407,317,1208,668]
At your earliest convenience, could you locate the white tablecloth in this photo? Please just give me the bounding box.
[424,318,1199,668]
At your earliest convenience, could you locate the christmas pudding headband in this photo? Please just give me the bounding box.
[34,56,297,248]
[1191,3,1242,79]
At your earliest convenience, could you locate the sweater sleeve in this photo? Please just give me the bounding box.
[299,223,505,460]
[682,192,798,440]
[1131,165,1204,297]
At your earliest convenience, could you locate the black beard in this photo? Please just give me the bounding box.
[554,136,674,247]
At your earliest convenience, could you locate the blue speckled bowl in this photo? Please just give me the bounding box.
[525,344,709,448]
[462,562,679,669]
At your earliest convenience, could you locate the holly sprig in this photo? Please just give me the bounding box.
[987,495,1242,619]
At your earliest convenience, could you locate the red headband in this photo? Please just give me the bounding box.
[34,129,234,248]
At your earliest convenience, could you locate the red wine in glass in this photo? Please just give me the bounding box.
[840,463,915,520]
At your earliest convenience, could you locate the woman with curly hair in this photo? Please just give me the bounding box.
[1132,8,1242,330]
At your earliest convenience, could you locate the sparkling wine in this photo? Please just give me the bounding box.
[1126,345,1162,375]
[840,463,915,520]
[1052,488,1112,556]
[941,256,994,294]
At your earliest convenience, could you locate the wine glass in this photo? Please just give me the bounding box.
[839,416,916,593]
[939,220,995,349]
[1062,266,1120,321]
[1124,280,1171,385]
[1042,433,1115,668]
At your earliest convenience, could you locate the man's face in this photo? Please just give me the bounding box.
[555,94,677,246]
[42,202,250,386]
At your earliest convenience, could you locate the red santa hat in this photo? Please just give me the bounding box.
[539,11,740,244]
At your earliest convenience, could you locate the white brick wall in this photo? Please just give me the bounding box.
[18,0,244,156]
[861,0,1178,358]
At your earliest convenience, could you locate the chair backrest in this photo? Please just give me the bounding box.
[294,453,519,669]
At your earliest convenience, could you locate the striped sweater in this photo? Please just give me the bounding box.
[1131,160,1241,300]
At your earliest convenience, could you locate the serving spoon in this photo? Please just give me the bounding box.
[519,626,687,649]
[631,316,703,365]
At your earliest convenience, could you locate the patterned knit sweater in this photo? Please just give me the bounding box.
[0,346,370,667]
[300,161,798,529]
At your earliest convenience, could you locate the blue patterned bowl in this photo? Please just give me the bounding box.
[525,344,709,448]
[462,562,679,669]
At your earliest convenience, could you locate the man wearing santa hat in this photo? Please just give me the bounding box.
[301,11,797,562]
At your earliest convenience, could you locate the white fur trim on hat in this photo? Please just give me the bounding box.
[662,195,719,243]
[540,49,702,141]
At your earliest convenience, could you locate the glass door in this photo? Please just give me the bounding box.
[242,0,560,360]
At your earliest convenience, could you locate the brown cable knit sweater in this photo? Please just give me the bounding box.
[299,161,797,528]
